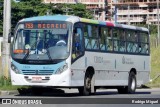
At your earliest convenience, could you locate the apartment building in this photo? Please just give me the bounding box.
[43,0,107,21]
[108,0,160,25]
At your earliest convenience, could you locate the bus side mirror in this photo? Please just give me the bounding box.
[8,32,13,43]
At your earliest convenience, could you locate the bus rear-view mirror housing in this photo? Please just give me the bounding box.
[8,32,13,43]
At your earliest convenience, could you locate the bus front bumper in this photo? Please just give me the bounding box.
[10,69,71,87]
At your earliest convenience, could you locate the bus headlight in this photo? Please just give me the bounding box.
[11,63,21,74]
[56,63,68,74]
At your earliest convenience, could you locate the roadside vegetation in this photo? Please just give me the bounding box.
[146,45,160,87]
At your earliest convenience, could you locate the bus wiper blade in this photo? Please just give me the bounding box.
[22,41,39,62]
[45,42,53,63]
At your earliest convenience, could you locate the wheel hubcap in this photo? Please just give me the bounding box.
[131,78,136,90]
[86,77,91,90]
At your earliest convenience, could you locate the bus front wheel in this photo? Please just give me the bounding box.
[78,73,92,96]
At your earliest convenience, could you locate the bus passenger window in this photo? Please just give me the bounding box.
[106,28,113,51]
[84,25,99,50]
[99,27,105,51]
[99,30,106,51]
[119,30,126,52]
[113,28,119,52]
[139,32,149,54]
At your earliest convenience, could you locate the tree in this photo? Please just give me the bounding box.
[0,0,93,35]
[10,0,93,32]
[135,24,158,36]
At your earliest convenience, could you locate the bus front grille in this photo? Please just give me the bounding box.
[22,70,54,75]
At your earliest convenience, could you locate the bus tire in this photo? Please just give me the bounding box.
[83,73,92,96]
[127,72,137,94]
[78,73,93,96]
[117,72,136,94]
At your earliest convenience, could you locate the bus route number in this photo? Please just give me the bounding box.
[25,23,34,29]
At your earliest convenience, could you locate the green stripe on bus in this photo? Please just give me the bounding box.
[80,18,99,24]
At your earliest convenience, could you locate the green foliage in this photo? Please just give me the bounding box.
[145,46,160,87]
[0,76,12,86]
[134,24,158,36]
[0,0,93,35]
[0,76,26,90]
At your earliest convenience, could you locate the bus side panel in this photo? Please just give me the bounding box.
[84,52,129,86]
[71,56,86,86]
[71,51,150,87]
[84,52,150,86]
[136,71,150,86]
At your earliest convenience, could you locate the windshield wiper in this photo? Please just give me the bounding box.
[44,42,53,62]
[22,40,54,63]
[22,40,40,63]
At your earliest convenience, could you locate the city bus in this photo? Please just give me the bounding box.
[8,15,150,95]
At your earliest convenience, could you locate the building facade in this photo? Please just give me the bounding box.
[43,0,107,21]
[109,0,160,25]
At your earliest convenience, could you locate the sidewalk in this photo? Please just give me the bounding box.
[0,90,18,96]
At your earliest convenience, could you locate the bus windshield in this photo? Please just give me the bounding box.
[12,21,72,64]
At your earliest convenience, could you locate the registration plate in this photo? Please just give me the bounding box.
[32,77,42,81]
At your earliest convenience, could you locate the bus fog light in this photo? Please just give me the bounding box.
[56,63,68,74]
[11,63,21,74]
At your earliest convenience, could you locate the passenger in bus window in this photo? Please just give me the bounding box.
[99,30,105,51]
[72,50,76,60]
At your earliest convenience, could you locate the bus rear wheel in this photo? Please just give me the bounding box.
[128,72,137,94]
[117,72,136,94]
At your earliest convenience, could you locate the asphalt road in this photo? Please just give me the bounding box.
[0,88,160,107]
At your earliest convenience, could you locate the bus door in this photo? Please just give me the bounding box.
[72,25,84,61]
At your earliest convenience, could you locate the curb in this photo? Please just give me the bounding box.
[0,90,19,96]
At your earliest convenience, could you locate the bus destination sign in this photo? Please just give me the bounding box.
[24,22,67,29]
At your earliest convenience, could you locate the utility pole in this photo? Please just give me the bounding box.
[2,0,11,80]
[127,5,130,25]
[114,6,117,24]
[157,0,160,44]
[65,0,68,15]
